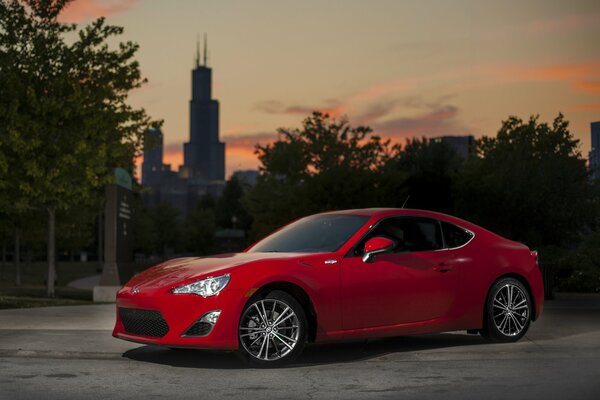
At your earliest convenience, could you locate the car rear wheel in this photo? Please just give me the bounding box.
[238,290,307,367]
[481,277,532,342]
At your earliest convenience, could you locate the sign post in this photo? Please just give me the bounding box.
[93,168,134,302]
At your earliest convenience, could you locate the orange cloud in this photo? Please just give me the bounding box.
[372,105,469,140]
[254,101,349,118]
[223,124,257,136]
[484,61,600,82]
[224,132,277,150]
[572,81,600,95]
[59,0,138,23]
[349,81,415,102]
[528,14,600,34]
[481,60,600,95]
[568,103,600,112]
[255,79,413,121]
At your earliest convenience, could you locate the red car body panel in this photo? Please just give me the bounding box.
[113,209,544,350]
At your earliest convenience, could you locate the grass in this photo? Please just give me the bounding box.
[0,261,98,309]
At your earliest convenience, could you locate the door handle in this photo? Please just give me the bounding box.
[433,263,452,273]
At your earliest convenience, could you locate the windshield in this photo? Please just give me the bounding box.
[248,214,370,253]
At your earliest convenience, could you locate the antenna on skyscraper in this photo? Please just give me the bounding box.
[195,34,200,67]
[203,33,208,66]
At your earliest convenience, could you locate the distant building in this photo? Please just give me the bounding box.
[590,122,600,180]
[142,36,225,214]
[232,170,260,187]
[431,135,475,158]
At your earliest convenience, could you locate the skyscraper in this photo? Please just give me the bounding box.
[590,122,600,180]
[141,36,226,214]
[181,35,225,182]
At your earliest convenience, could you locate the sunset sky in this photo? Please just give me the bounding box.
[59,0,600,177]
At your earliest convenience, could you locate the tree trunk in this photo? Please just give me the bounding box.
[15,227,21,286]
[1,240,6,281]
[47,205,57,297]
[97,211,103,272]
[25,248,32,274]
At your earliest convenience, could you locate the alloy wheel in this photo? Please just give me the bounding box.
[492,283,529,337]
[239,298,301,361]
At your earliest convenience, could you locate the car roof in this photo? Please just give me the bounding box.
[320,208,446,218]
[318,208,485,232]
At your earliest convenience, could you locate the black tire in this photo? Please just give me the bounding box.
[237,290,307,367]
[481,277,532,342]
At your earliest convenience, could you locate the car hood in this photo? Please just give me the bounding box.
[125,252,308,290]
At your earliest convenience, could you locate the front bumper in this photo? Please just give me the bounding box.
[112,286,249,350]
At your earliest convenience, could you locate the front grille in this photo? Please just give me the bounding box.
[183,321,213,337]
[119,307,169,338]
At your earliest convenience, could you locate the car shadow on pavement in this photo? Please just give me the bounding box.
[122,332,486,369]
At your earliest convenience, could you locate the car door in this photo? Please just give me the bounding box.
[340,216,460,330]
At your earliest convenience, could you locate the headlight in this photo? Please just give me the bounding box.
[171,274,230,297]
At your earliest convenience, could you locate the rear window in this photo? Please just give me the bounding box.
[442,222,474,248]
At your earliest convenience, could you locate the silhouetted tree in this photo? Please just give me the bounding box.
[185,198,216,255]
[389,138,463,213]
[243,112,402,239]
[563,229,600,292]
[132,198,159,256]
[152,203,183,257]
[455,114,594,248]
[216,177,252,231]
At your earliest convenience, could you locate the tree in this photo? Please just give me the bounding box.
[186,199,216,255]
[0,0,159,295]
[132,198,159,256]
[243,112,401,239]
[152,203,184,257]
[389,137,464,213]
[215,177,252,231]
[562,229,600,292]
[455,114,594,249]
[56,206,96,261]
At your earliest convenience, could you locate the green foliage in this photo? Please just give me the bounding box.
[455,114,593,248]
[0,0,160,294]
[243,112,402,239]
[133,202,182,257]
[56,207,97,252]
[0,0,158,212]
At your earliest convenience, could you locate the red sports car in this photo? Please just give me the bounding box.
[113,208,544,366]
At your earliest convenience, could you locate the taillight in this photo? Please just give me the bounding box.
[531,250,539,266]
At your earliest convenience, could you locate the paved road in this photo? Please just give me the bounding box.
[0,295,599,400]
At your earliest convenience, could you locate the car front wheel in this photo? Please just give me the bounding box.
[238,290,307,367]
[481,277,532,342]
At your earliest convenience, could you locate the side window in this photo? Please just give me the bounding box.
[441,222,474,248]
[357,217,443,254]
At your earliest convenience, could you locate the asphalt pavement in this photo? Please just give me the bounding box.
[0,294,599,400]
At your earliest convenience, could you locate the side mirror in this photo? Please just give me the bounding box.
[362,236,396,263]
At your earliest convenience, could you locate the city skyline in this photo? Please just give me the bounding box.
[59,0,600,177]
